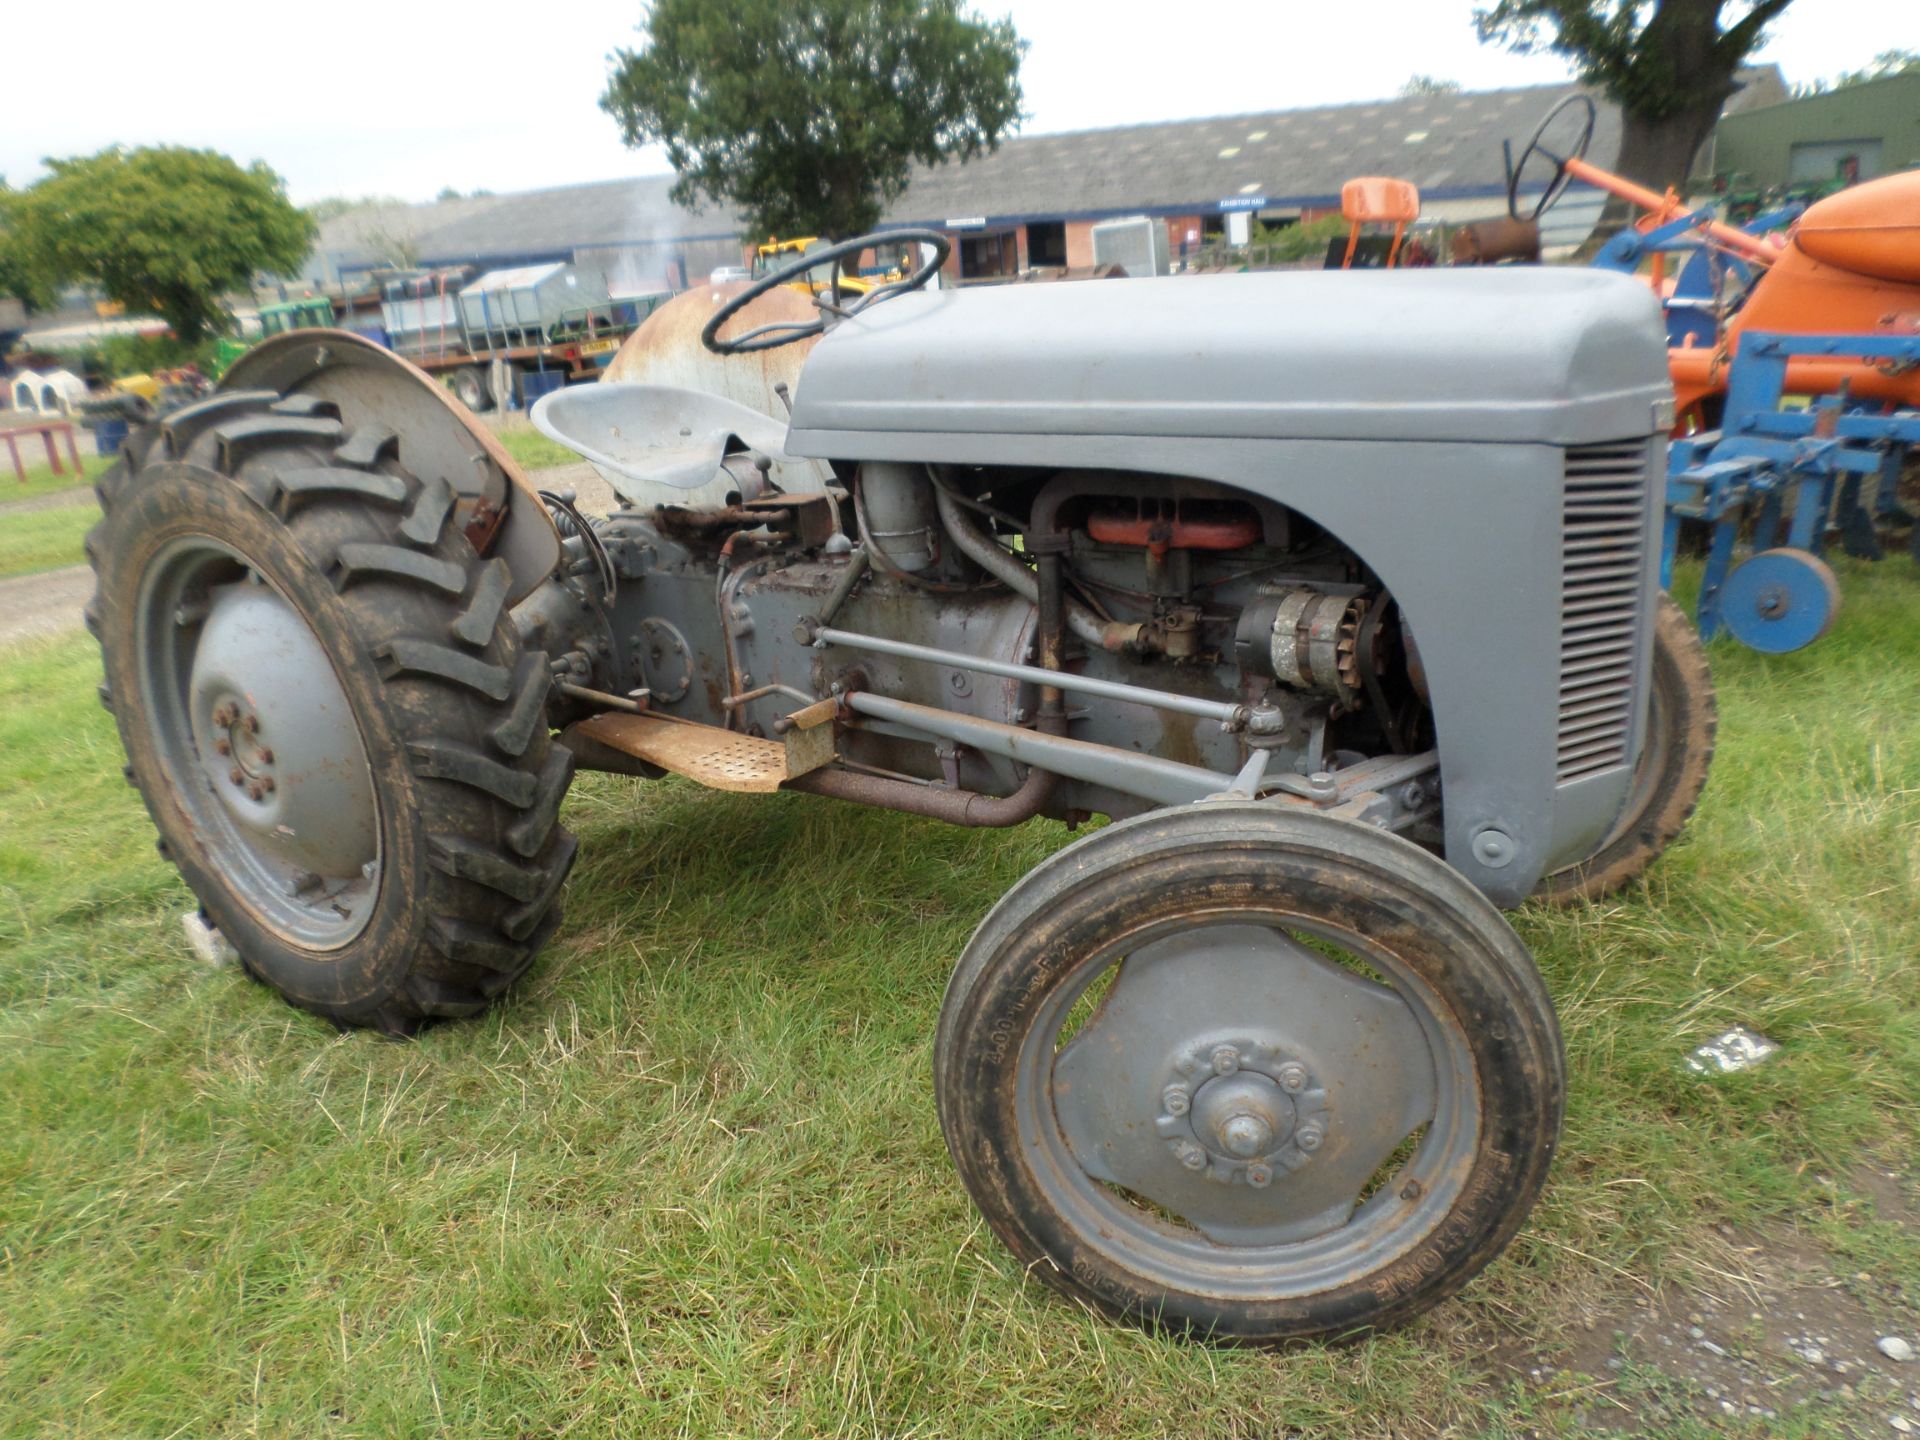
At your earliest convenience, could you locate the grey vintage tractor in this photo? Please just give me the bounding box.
[86,232,1715,1343]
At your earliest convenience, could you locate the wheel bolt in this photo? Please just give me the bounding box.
[1210,1045,1240,1075]
[1175,1140,1207,1171]
[243,714,260,734]
[1296,1123,1325,1152]
[1400,1179,1424,1202]
[213,738,231,756]
[213,703,236,727]
[1246,1162,1273,1188]
[260,776,275,794]
[247,781,265,802]
[229,767,244,786]
[257,747,274,765]
[1161,1085,1190,1116]
[1276,1061,1308,1093]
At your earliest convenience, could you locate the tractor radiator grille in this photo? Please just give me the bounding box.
[1557,441,1651,784]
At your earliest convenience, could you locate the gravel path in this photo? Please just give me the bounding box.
[0,464,608,652]
[0,564,92,647]
[0,486,94,518]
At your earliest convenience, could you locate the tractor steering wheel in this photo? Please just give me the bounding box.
[1507,94,1597,222]
[701,228,952,355]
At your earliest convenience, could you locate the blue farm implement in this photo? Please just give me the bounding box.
[1502,95,1920,653]
[1663,331,1920,652]
[1344,95,1920,653]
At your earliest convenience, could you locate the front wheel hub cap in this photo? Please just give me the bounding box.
[1192,1072,1292,1157]
[1154,1036,1332,1184]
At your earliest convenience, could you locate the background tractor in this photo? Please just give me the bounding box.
[86,232,1712,1344]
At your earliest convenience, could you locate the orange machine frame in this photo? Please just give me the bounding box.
[1561,157,1920,425]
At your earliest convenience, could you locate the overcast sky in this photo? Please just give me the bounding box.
[4,0,1913,206]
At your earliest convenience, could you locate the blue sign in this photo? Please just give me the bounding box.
[1219,195,1267,211]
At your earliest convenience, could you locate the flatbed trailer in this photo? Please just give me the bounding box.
[393,296,669,411]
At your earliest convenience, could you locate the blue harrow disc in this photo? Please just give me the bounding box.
[1721,548,1841,654]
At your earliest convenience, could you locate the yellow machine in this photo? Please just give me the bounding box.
[751,236,907,296]
[109,373,163,403]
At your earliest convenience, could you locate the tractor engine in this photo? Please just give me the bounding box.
[528,456,1430,839]
[523,264,1675,908]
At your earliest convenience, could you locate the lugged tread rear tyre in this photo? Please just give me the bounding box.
[1534,594,1715,905]
[88,391,575,1033]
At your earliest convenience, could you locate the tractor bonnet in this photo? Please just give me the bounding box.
[786,267,1670,455]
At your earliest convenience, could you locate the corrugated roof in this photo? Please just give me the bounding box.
[311,175,741,276]
[306,71,1780,275]
[891,81,1624,222]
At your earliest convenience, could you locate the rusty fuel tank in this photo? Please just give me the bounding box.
[604,281,820,422]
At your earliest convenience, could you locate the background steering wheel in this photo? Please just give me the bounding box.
[701,228,952,355]
[1507,94,1597,222]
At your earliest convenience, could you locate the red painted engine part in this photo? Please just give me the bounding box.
[1086,507,1262,555]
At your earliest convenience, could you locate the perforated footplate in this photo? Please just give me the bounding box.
[573,712,819,793]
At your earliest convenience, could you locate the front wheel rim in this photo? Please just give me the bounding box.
[135,535,383,950]
[1016,906,1480,1300]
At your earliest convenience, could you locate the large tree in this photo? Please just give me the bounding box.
[0,180,54,310]
[1475,0,1797,192]
[8,147,313,342]
[602,0,1025,240]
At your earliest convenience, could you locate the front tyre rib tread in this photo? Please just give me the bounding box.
[935,804,1563,1344]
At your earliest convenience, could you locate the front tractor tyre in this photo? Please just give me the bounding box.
[934,804,1565,1343]
[87,391,576,1034]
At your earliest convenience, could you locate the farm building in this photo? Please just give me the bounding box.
[1705,70,1920,190]
[282,69,1782,293]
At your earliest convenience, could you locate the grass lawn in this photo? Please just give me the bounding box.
[0,497,98,579]
[492,416,582,472]
[1,561,1916,1437]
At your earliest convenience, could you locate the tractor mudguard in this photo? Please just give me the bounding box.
[221,330,561,603]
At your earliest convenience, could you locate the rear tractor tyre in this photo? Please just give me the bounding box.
[935,804,1564,1343]
[87,390,576,1033]
[1535,593,1715,904]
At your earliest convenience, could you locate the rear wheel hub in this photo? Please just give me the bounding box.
[140,538,382,949]
[187,581,378,882]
